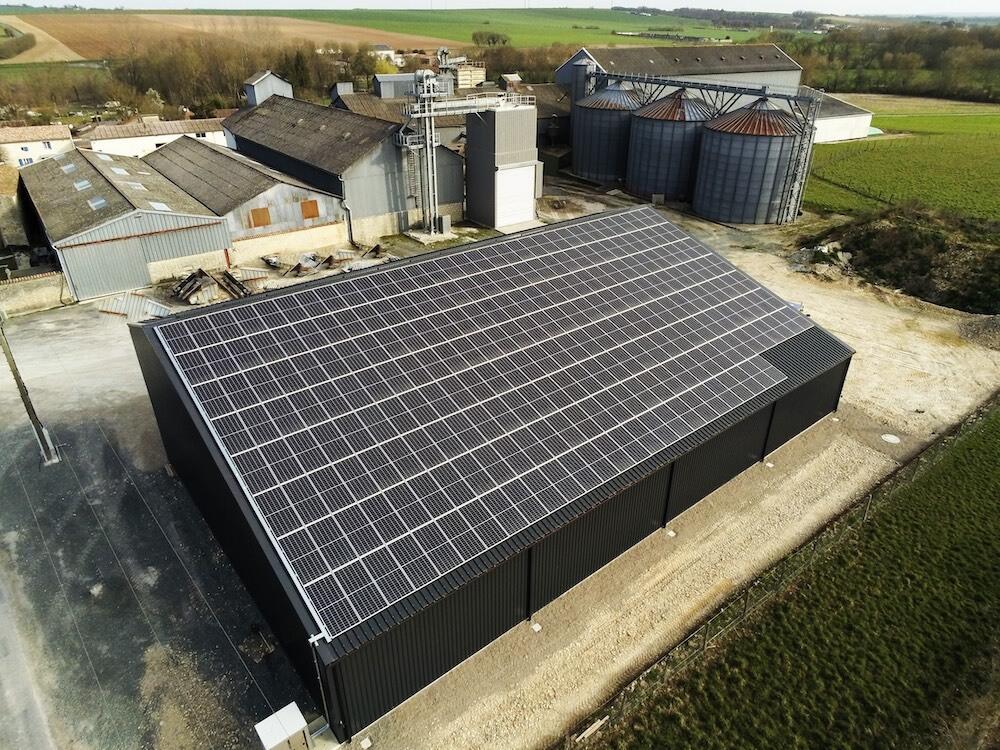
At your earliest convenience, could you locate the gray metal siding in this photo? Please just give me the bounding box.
[334,551,528,735]
[666,406,772,521]
[58,212,230,299]
[530,466,670,613]
[692,130,800,224]
[765,361,848,454]
[555,49,598,85]
[225,183,345,241]
[625,118,703,200]
[572,107,632,184]
[246,76,293,108]
[342,141,413,220]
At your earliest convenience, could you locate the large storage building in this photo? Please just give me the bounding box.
[143,136,347,261]
[223,96,465,241]
[132,206,851,741]
[19,148,229,300]
[557,44,872,143]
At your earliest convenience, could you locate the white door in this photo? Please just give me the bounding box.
[495,165,536,228]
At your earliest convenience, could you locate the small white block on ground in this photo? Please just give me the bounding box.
[255,702,311,750]
[531,622,542,633]
[765,462,775,468]
[360,737,373,750]
[880,433,901,444]
[665,529,677,538]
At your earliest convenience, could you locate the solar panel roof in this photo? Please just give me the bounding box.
[153,206,817,641]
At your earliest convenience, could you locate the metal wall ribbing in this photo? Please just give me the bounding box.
[666,406,772,522]
[332,551,529,734]
[57,212,230,299]
[625,118,704,200]
[530,467,671,613]
[691,129,801,224]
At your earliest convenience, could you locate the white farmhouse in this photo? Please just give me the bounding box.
[85,118,227,158]
[0,125,73,167]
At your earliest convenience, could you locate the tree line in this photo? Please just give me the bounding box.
[766,25,1000,101]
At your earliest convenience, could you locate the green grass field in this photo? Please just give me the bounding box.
[179,8,771,48]
[591,402,1000,749]
[805,101,1000,220]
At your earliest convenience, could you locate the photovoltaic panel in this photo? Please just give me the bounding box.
[155,206,812,640]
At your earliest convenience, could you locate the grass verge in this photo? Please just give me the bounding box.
[575,397,1000,749]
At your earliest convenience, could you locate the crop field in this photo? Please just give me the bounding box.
[805,102,1000,220]
[170,8,770,48]
[589,403,1000,750]
[20,13,211,59]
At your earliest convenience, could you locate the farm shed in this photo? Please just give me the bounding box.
[811,90,873,143]
[243,70,294,108]
[144,136,347,257]
[18,149,229,300]
[223,96,465,241]
[86,118,227,158]
[131,206,852,741]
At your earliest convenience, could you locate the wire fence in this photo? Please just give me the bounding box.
[557,423,961,748]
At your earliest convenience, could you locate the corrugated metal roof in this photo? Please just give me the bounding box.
[90,118,224,141]
[587,43,802,76]
[0,124,72,144]
[577,83,641,111]
[808,88,872,119]
[223,96,399,177]
[705,98,802,136]
[634,89,714,122]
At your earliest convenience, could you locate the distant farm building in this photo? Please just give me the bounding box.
[0,125,74,168]
[84,118,227,158]
[243,70,294,108]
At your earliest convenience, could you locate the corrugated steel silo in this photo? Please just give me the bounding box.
[625,89,714,201]
[692,98,803,224]
[571,83,640,184]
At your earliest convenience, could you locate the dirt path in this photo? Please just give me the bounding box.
[0,15,82,63]
[142,13,462,49]
[343,204,1000,749]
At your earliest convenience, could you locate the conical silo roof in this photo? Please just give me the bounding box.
[705,97,801,136]
[577,83,641,111]
[634,89,714,122]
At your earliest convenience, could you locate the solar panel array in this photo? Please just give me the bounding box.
[156,207,812,640]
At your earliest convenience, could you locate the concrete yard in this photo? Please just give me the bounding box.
[1,197,998,749]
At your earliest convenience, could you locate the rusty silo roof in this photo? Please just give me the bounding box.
[705,98,801,136]
[577,83,641,111]
[634,89,714,122]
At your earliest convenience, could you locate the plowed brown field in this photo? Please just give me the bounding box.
[26,12,461,59]
[0,15,82,63]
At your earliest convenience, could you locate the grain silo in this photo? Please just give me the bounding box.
[692,98,804,224]
[625,89,714,201]
[571,83,640,184]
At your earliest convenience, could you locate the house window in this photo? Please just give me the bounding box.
[73,179,92,191]
[111,167,129,176]
[17,157,33,166]
[250,207,271,228]
[20,146,28,152]
[300,199,320,220]
[87,196,107,210]
[43,141,52,150]
[149,201,172,211]
[195,132,207,138]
